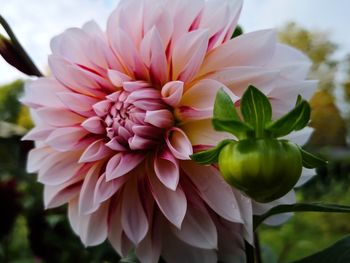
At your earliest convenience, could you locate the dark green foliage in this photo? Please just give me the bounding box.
[0,80,23,123]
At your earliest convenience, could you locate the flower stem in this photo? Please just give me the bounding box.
[245,240,255,263]
[0,15,43,77]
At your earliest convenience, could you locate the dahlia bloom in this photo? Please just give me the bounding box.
[22,0,316,262]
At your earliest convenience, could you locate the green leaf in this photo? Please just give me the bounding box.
[212,119,254,139]
[292,235,350,263]
[240,85,272,137]
[253,203,350,230]
[231,25,243,38]
[213,88,240,121]
[299,147,328,168]
[295,94,303,106]
[266,100,311,138]
[190,139,234,165]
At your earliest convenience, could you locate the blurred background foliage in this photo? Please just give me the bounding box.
[0,22,350,263]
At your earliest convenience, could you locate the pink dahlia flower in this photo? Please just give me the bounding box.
[22,0,316,262]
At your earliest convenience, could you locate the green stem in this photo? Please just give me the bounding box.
[0,15,43,77]
[254,231,263,263]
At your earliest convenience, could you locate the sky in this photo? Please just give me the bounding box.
[1,0,350,85]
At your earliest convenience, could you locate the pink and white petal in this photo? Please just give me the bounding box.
[105,138,127,151]
[231,189,254,244]
[50,27,92,66]
[203,66,281,97]
[129,135,158,150]
[181,119,231,146]
[36,107,85,127]
[44,164,89,209]
[268,79,317,102]
[284,127,314,146]
[135,211,163,263]
[21,78,66,108]
[162,229,217,263]
[199,0,242,49]
[82,21,110,69]
[171,198,218,249]
[108,200,133,257]
[148,169,187,228]
[107,0,144,46]
[199,29,277,75]
[48,56,106,98]
[79,139,113,163]
[143,3,173,47]
[38,152,83,186]
[68,197,80,235]
[46,127,89,151]
[27,146,52,173]
[105,152,145,181]
[121,178,149,244]
[107,69,132,87]
[145,110,174,128]
[181,161,243,223]
[57,92,98,116]
[122,81,151,92]
[140,27,168,85]
[172,29,209,82]
[79,163,103,215]
[295,167,316,188]
[154,148,180,190]
[81,116,106,134]
[165,127,193,160]
[126,89,161,103]
[179,79,238,119]
[108,28,148,79]
[252,190,296,226]
[79,200,110,246]
[161,81,184,107]
[215,220,245,263]
[94,173,128,204]
[92,100,112,117]
[44,180,81,209]
[175,106,213,122]
[267,43,312,80]
[22,126,53,141]
[166,0,204,43]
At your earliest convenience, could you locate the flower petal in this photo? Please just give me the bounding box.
[38,152,82,186]
[79,200,110,246]
[172,29,209,82]
[181,161,243,223]
[105,152,145,181]
[21,78,66,108]
[172,197,218,249]
[154,148,180,190]
[79,139,112,163]
[46,127,89,151]
[57,92,98,116]
[27,146,52,173]
[161,81,184,107]
[199,29,277,75]
[94,173,128,204]
[121,178,149,244]
[166,128,193,160]
[36,107,85,127]
[145,110,174,128]
[79,163,102,215]
[81,116,106,134]
[148,169,187,228]
[140,27,168,85]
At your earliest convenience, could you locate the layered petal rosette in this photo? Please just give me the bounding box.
[22,0,316,262]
